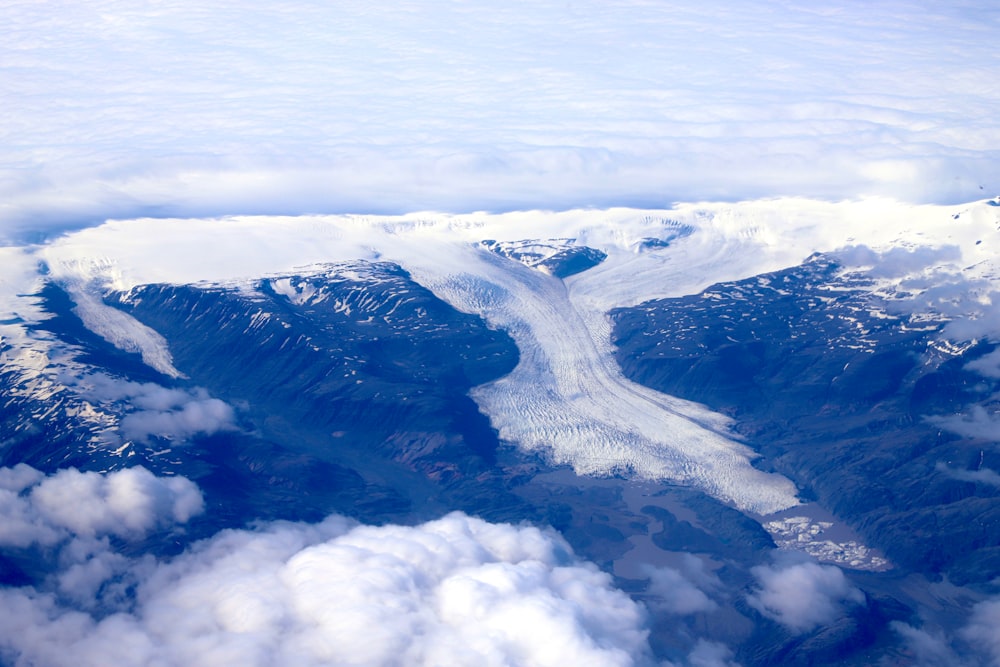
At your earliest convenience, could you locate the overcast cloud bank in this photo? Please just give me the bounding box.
[2,1,999,240]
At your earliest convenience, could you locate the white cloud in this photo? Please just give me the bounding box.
[74,373,237,443]
[119,396,235,442]
[746,554,865,634]
[0,511,654,667]
[0,465,203,608]
[641,555,719,615]
[835,244,963,279]
[686,640,741,667]
[928,405,1000,442]
[2,1,999,240]
[962,598,1000,666]
[660,639,741,667]
[0,465,64,549]
[889,596,1000,666]
[935,462,1000,488]
[966,348,1000,379]
[833,243,1000,347]
[891,622,966,667]
[0,465,203,548]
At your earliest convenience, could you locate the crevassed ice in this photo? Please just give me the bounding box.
[403,245,801,516]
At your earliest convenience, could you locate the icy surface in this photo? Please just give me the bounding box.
[18,198,1000,514]
[765,515,891,572]
[408,248,797,513]
[66,287,183,379]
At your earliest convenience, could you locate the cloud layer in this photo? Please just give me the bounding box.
[0,510,654,667]
[2,1,999,239]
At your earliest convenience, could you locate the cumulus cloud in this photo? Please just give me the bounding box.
[746,554,865,633]
[892,598,1000,667]
[962,598,1000,666]
[891,622,966,667]
[935,462,1000,488]
[641,555,719,615]
[660,639,741,667]
[927,405,1000,442]
[119,397,235,443]
[832,244,1000,347]
[0,465,62,548]
[943,304,1000,343]
[0,511,654,667]
[0,464,203,607]
[32,466,203,537]
[685,640,741,667]
[0,464,203,548]
[74,373,236,443]
[966,348,1000,379]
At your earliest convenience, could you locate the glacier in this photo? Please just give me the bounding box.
[20,197,1000,519]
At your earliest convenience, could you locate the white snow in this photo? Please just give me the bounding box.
[407,247,798,513]
[13,197,998,514]
[68,287,184,379]
[764,514,891,571]
[0,250,126,444]
[269,278,314,306]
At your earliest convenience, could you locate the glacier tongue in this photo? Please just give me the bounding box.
[65,286,184,379]
[401,244,801,515]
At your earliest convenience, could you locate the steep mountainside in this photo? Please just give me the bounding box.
[611,253,1000,585]
[1,262,527,535]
